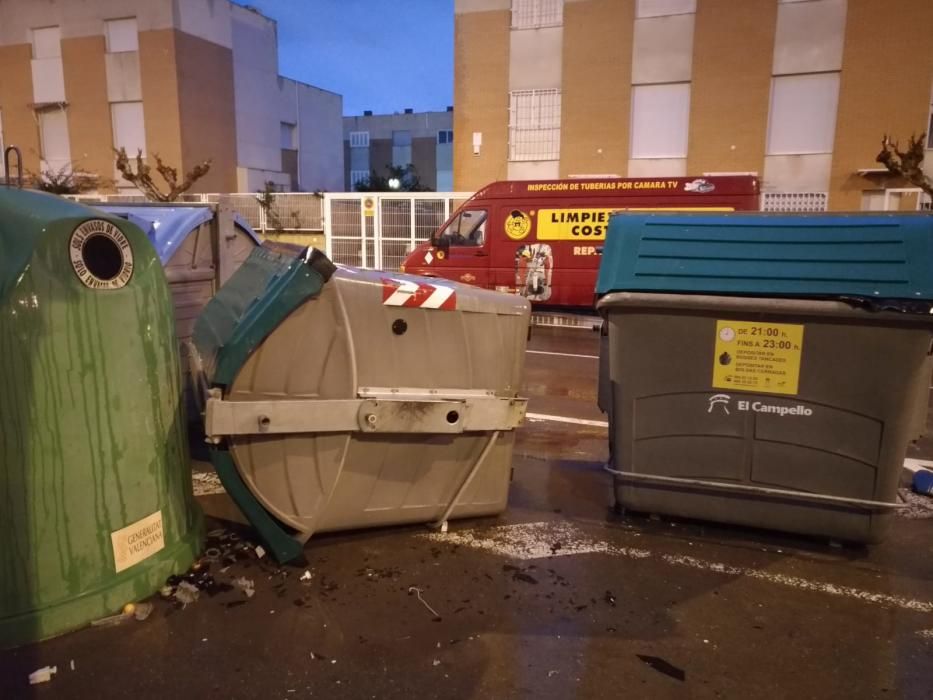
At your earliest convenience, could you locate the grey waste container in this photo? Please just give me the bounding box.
[596,212,933,543]
[191,247,530,562]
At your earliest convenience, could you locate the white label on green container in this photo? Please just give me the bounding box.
[111,510,164,573]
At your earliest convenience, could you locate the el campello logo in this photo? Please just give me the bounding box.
[504,210,532,240]
[708,394,731,414]
[706,394,813,417]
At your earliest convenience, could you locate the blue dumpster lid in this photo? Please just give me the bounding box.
[94,205,261,264]
[596,212,933,300]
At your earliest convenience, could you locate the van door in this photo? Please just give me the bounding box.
[434,207,490,287]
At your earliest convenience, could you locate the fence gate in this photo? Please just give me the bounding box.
[323,192,473,270]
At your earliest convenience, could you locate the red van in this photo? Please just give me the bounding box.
[401,175,760,307]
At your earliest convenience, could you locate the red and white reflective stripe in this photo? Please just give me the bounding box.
[381,278,457,310]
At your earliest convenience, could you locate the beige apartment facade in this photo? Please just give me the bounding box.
[0,0,344,194]
[453,0,933,211]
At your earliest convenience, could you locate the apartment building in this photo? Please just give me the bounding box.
[344,108,454,191]
[0,0,344,193]
[453,0,933,210]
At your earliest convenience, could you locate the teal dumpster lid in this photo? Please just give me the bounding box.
[596,212,933,300]
[193,246,335,387]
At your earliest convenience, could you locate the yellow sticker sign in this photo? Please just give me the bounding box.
[537,209,615,240]
[712,320,804,396]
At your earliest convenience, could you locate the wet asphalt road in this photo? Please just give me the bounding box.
[2,326,933,699]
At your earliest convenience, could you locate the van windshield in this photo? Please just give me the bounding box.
[436,209,488,247]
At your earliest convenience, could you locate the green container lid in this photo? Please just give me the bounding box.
[597,212,933,301]
[0,189,202,647]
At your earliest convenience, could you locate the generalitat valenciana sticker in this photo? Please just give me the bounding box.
[69,219,134,290]
[111,510,165,573]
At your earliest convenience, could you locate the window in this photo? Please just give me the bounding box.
[105,18,139,53]
[349,131,369,148]
[509,89,561,161]
[766,73,840,155]
[31,26,65,103]
[31,27,61,59]
[630,83,690,159]
[436,209,488,247]
[773,0,846,75]
[350,145,369,172]
[437,130,453,145]
[636,0,696,18]
[38,108,71,170]
[111,102,146,156]
[436,170,453,191]
[511,0,563,29]
[350,170,369,189]
[280,122,297,150]
[392,130,412,168]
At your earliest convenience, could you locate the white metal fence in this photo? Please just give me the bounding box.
[323,192,473,270]
[71,192,473,269]
[761,192,829,212]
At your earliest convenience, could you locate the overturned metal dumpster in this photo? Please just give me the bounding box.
[191,246,530,562]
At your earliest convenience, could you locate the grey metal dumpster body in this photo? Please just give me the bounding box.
[191,247,530,561]
[596,212,933,543]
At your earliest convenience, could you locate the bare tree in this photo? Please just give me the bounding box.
[27,162,110,195]
[876,133,933,198]
[114,148,211,202]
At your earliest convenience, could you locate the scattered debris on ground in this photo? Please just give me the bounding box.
[174,581,200,606]
[408,586,442,621]
[191,471,226,496]
[28,666,57,685]
[233,577,256,598]
[910,470,933,498]
[637,655,685,682]
[503,563,538,584]
[898,488,933,519]
[90,601,155,628]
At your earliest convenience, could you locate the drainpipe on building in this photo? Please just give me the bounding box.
[294,80,301,192]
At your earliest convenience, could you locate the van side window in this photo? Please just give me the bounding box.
[438,209,488,247]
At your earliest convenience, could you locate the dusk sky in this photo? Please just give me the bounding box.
[236,0,454,116]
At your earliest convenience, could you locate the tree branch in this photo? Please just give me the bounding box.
[877,133,933,198]
[114,148,211,201]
